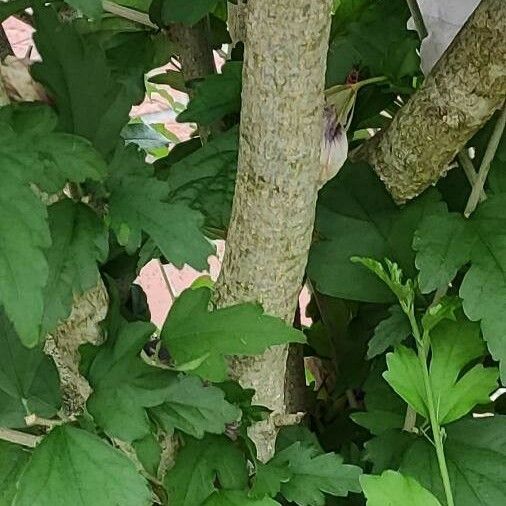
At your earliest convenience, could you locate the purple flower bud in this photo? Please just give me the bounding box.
[319,105,349,188]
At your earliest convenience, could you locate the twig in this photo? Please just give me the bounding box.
[157,259,176,302]
[458,150,486,203]
[25,414,65,428]
[102,1,157,28]
[406,0,428,39]
[403,406,417,432]
[464,104,506,217]
[346,389,359,409]
[0,427,41,448]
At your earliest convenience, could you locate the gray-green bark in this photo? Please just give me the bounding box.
[214,0,333,461]
[358,0,506,203]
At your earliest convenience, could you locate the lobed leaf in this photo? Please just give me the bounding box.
[14,425,151,506]
[0,104,106,346]
[108,144,214,270]
[178,61,242,126]
[165,435,249,506]
[161,287,305,381]
[414,196,506,381]
[384,319,498,424]
[41,200,108,336]
[360,470,442,506]
[0,311,61,428]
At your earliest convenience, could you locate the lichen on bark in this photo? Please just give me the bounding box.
[44,279,108,416]
[214,0,333,461]
[358,0,506,203]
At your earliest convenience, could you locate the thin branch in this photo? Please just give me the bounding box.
[0,427,41,448]
[403,406,417,432]
[102,1,157,29]
[406,0,428,39]
[458,151,486,202]
[464,103,506,217]
[25,414,65,428]
[157,259,176,302]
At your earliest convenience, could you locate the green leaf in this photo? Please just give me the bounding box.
[14,425,151,506]
[164,128,238,191]
[0,311,61,428]
[251,461,291,499]
[414,195,506,381]
[178,61,242,126]
[217,381,270,429]
[383,346,427,418]
[351,257,415,310]
[384,319,498,424]
[420,296,460,334]
[360,470,442,506]
[132,433,162,477]
[327,0,420,87]
[276,425,324,454]
[308,162,441,303]
[85,302,173,441]
[351,360,405,435]
[367,417,506,506]
[149,69,187,92]
[364,429,418,474]
[429,319,498,423]
[368,305,411,358]
[32,6,142,156]
[0,104,107,194]
[0,441,30,506]
[41,200,108,336]
[108,144,214,270]
[413,208,474,293]
[163,128,238,235]
[0,0,31,23]
[65,0,103,18]
[160,0,219,26]
[272,442,362,506]
[149,374,241,438]
[161,287,306,381]
[205,491,280,506]
[401,416,506,506]
[164,435,249,506]
[122,122,172,151]
[0,104,106,345]
[460,196,506,383]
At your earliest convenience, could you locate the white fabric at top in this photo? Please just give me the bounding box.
[412,0,481,75]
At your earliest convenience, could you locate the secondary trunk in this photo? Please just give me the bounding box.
[358,0,506,203]
[214,0,333,461]
[0,26,12,60]
[227,1,247,46]
[168,21,215,83]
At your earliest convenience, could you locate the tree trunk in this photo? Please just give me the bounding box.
[167,20,215,83]
[0,26,12,60]
[214,0,333,461]
[357,0,506,203]
[227,1,247,46]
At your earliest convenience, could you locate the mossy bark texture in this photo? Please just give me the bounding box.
[214,0,333,460]
[360,0,506,203]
